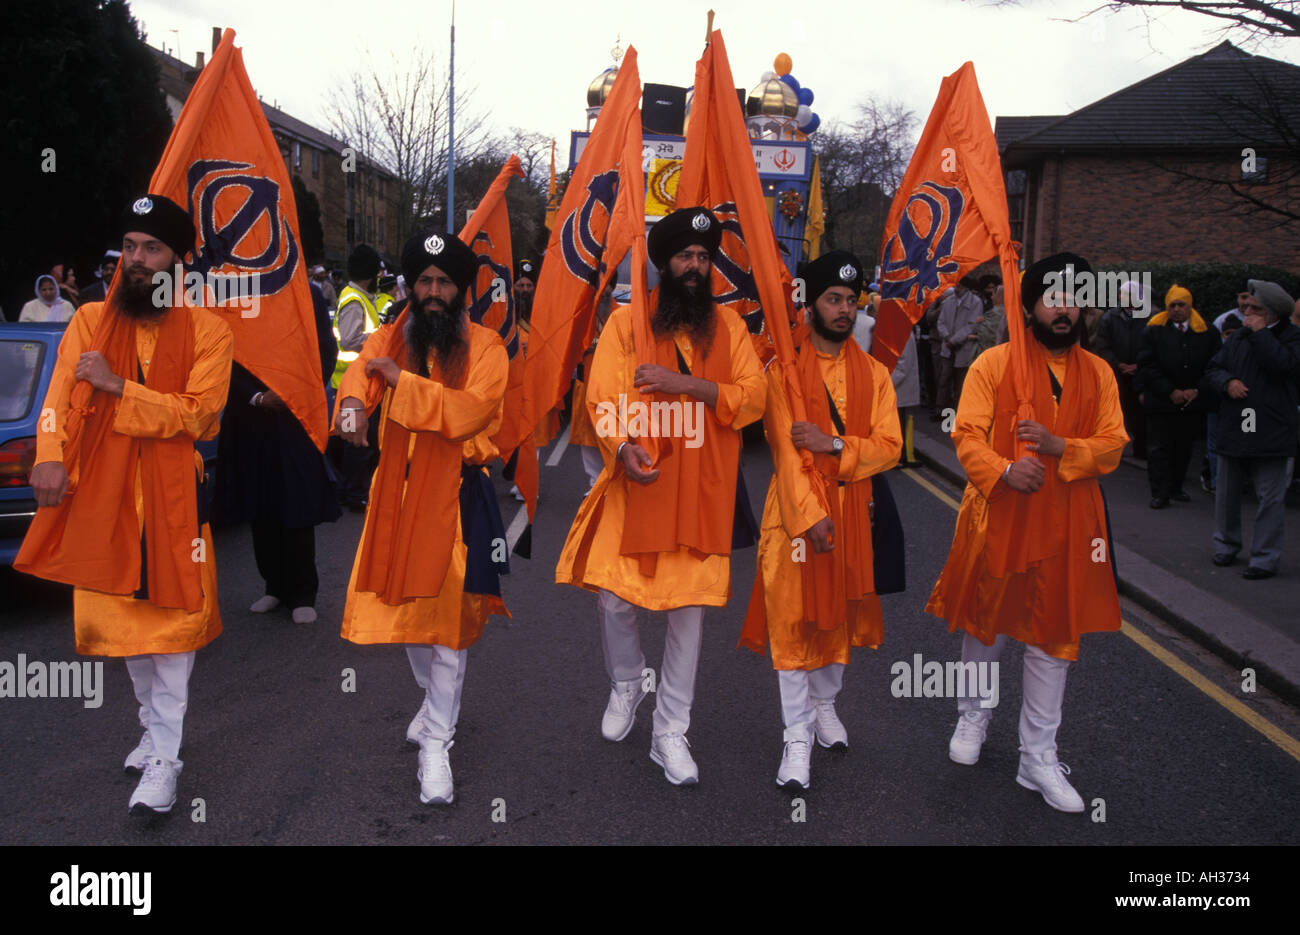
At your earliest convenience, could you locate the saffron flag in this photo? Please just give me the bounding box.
[806,156,825,262]
[544,139,559,232]
[146,28,328,450]
[518,47,644,492]
[870,62,1029,449]
[456,154,539,522]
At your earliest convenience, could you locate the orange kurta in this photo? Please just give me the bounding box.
[751,348,901,669]
[925,342,1128,661]
[340,322,509,648]
[33,303,232,656]
[555,303,765,609]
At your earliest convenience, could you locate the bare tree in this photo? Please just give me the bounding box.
[328,47,492,245]
[812,99,918,260]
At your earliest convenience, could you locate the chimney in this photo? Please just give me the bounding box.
[195,51,205,68]
[211,27,221,53]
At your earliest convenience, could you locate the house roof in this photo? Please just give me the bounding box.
[999,41,1300,160]
[148,45,394,179]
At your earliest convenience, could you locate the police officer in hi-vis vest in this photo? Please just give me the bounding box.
[333,244,383,509]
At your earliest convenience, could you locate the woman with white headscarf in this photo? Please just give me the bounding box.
[19,275,75,322]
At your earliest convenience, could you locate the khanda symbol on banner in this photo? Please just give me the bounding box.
[560,169,619,285]
[467,232,519,358]
[186,158,300,295]
[879,181,964,307]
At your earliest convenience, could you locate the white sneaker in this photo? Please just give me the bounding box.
[405,698,432,745]
[650,732,699,786]
[129,757,181,814]
[291,606,317,624]
[776,737,812,791]
[417,739,455,804]
[124,730,154,773]
[600,679,647,742]
[1016,751,1085,813]
[812,700,848,749]
[249,595,281,613]
[948,709,992,765]
[510,484,524,503]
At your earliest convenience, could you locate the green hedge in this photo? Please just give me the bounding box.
[1093,263,1300,316]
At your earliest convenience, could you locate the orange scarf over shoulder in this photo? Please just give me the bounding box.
[795,339,875,630]
[985,337,1105,577]
[620,319,739,577]
[352,309,463,605]
[16,303,203,611]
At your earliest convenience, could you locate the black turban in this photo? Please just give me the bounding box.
[347,244,381,282]
[122,194,193,258]
[648,206,721,271]
[802,250,864,307]
[401,230,477,294]
[516,258,538,283]
[1021,252,1092,312]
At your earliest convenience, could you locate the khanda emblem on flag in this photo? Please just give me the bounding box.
[185,157,300,295]
[879,180,964,307]
[560,169,620,285]
[467,232,519,358]
[707,202,760,317]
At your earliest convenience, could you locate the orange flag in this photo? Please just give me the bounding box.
[147,28,328,450]
[544,139,559,232]
[518,47,644,501]
[456,154,539,521]
[677,30,823,495]
[871,62,1029,448]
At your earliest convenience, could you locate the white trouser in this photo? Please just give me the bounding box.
[777,663,845,741]
[956,632,1070,755]
[598,589,703,737]
[581,446,604,492]
[125,652,196,764]
[406,645,468,743]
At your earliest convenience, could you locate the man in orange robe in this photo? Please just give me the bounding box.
[926,252,1128,813]
[556,206,765,786]
[17,195,233,814]
[335,231,508,806]
[739,251,901,791]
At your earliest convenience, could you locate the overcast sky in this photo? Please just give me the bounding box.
[131,0,1299,163]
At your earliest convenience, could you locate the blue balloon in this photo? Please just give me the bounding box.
[779,73,800,93]
[800,113,821,135]
[797,87,814,106]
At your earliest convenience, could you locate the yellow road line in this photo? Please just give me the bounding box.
[896,465,1300,764]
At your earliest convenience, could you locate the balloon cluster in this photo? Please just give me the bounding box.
[763,52,820,135]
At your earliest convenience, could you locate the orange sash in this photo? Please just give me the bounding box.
[620,319,739,577]
[352,309,463,605]
[796,340,875,630]
[985,336,1105,577]
[16,302,203,611]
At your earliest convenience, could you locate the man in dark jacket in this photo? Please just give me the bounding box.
[1094,279,1149,459]
[1134,284,1221,508]
[1204,279,1300,579]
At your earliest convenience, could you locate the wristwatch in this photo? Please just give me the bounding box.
[830,437,844,456]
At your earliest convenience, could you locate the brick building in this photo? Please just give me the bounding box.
[997,42,1300,269]
[151,38,400,267]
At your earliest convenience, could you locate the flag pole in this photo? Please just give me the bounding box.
[446,0,456,234]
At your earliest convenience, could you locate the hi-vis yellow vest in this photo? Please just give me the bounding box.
[331,285,381,389]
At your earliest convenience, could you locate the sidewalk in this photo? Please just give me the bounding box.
[910,412,1300,704]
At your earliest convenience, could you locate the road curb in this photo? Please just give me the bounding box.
[910,431,1300,706]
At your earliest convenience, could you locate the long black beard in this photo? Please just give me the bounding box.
[1030,311,1085,350]
[811,308,852,345]
[406,290,468,385]
[654,269,716,356]
[117,268,167,320]
[515,289,533,323]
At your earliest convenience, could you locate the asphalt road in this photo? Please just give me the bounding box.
[1,430,1298,845]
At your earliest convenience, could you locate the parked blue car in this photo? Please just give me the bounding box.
[0,320,220,564]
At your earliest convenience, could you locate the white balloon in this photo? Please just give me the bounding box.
[761,70,776,82]
[796,104,812,124]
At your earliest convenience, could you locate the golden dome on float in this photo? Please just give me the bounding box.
[587,66,619,108]
[747,78,798,118]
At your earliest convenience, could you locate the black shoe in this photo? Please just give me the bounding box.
[1171,490,1191,502]
[1212,553,1235,567]
[1242,567,1276,580]
[1149,497,1170,510]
